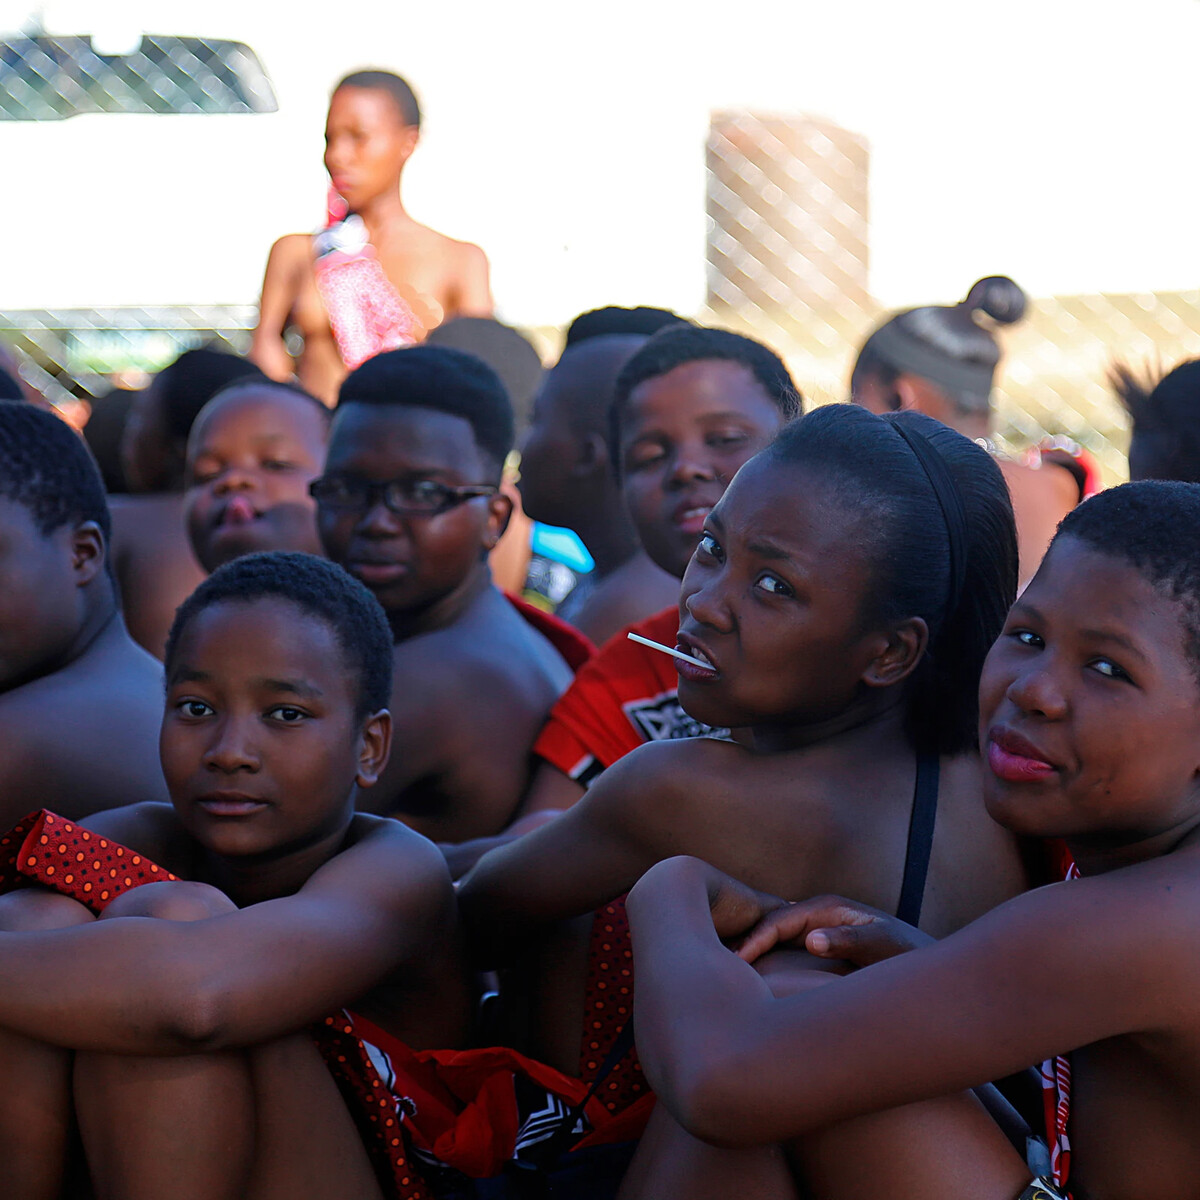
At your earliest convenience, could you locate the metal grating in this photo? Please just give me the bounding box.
[0,307,257,405]
[0,35,277,120]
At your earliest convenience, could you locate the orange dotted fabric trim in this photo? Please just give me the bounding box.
[0,810,178,915]
[313,1015,428,1200]
[579,894,646,1115]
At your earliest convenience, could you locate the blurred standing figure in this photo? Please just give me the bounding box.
[852,276,1078,588]
[252,70,493,405]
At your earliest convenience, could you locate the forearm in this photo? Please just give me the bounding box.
[628,858,781,1138]
[0,906,394,1055]
[440,811,562,881]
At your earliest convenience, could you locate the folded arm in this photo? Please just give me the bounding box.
[0,821,452,1056]
[628,855,1192,1148]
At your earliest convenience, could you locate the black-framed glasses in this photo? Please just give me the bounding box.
[308,475,498,516]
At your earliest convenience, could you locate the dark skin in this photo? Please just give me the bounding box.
[113,380,208,656]
[0,498,167,827]
[0,597,468,1200]
[185,383,328,574]
[626,539,1200,1200]
[252,86,492,405]
[318,403,572,843]
[459,454,1028,1075]
[519,336,678,646]
[445,359,791,873]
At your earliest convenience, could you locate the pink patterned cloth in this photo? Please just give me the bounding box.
[313,214,425,371]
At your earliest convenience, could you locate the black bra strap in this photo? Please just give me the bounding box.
[896,754,939,927]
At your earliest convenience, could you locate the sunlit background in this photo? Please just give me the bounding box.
[3,0,1199,475]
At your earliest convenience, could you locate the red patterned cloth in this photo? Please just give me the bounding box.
[533,608,727,787]
[580,896,646,1117]
[313,215,426,371]
[1038,857,1078,1195]
[0,810,177,909]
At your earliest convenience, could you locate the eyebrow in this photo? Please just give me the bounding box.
[1076,628,1149,663]
[166,668,324,699]
[745,538,796,563]
[255,678,325,700]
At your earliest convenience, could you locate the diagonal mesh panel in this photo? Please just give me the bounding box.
[0,35,277,120]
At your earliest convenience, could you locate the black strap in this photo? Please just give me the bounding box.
[507,1018,636,1183]
[896,754,939,927]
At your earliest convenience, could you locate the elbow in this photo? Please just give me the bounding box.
[668,1050,763,1149]
[150,968,233,1053]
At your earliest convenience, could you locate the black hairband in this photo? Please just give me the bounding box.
[890,420,969,616]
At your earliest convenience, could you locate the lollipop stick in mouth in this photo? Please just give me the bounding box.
[627,632,713,671]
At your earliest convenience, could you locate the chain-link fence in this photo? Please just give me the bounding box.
[0,307,257,405]
[703,111,1200,486]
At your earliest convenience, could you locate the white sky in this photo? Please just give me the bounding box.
[2,0,1199,323]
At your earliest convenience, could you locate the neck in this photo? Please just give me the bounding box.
[387,562,493,641]
[1067,811,1200,877]
[34,594,122,685]
[356,183,408,237]
[198,822,351,907]
[749,688,912,755]
[577,506,643,577]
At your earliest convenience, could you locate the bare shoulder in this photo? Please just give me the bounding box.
[268,232,314,263]
[79,802,189,868]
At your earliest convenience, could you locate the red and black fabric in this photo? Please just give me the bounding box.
[534,607,728,788]
[0,810,177,912]
[579,896,647,1118]
[0,812,649,1199]
[505,593,596,674]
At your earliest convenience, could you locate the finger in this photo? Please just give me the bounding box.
[805,922,904,966]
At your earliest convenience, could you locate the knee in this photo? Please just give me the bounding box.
[0,887,96,931]
[98,880,236,923]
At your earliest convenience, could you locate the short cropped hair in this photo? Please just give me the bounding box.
[335,69,420,128]
[202,378,332,425]
[613,325,802,425]
[156,347,264,443]
[165,552,393,718]
[1055,480,1200,680]
[337,345,515,480]
[565,306,686,348]
[0,401,111,540]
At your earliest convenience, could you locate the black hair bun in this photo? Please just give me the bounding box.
[962,276,1027,326]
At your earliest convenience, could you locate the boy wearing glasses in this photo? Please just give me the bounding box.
[312,346,574,844]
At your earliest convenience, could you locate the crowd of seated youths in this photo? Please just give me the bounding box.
[5,65,1200,1200]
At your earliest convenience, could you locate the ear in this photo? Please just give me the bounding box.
[70,521,106,587]
[483,490,514,550]
[398,125,420,161]
[355,709,393,789]
[893,377,925,413]
[861,617,929,689]
[573,432,609,478]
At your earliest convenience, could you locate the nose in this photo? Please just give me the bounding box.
[682,568,734,634]
[666,442,718,490]
[212,465,257,496]
[356,499,406,538]
[1005,660,1068,720]
[201,716,261,774]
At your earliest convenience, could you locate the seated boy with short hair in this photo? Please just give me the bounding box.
[0,552,467,1200]
[313,345,578,845]
[0,402,167,828]
[184,377,330,573]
